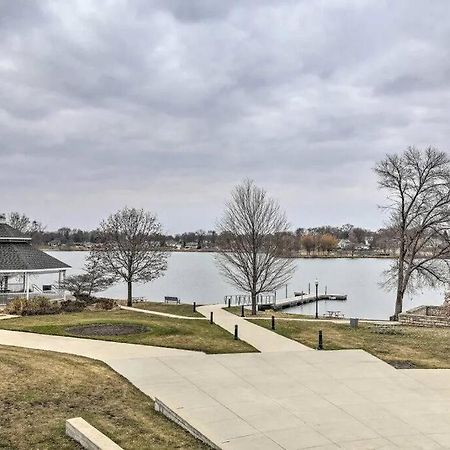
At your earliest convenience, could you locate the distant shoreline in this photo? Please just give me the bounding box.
[41,246,396,259]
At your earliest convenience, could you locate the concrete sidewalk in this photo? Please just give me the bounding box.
[198,304,310,352]
[2,330,450,448]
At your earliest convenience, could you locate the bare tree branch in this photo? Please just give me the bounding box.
[375,146,450,318]
[91,207,168,306]
[215,179,295,315]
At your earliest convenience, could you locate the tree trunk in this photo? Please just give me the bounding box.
[127,281,132,307]
[394,288,404,319]
[251,292,257,315]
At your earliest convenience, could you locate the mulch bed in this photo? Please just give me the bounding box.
[66,323,149,336]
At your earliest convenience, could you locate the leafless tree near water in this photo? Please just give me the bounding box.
[92,207,168,306]
[216,179,295,315]
[375,147,450,318]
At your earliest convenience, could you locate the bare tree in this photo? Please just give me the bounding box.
[93,207,168,306]
[7,212,46,244]
[300,233,316,255]
[62,252,115,298]
[375,147,450,318]
[216,179,295,315]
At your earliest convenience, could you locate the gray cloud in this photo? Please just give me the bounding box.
[1,0,449,232]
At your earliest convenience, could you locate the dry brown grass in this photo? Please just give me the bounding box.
[0,345,208,449]
[249,319,450,369]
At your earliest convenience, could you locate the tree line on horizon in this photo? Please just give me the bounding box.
[7,211,396,256]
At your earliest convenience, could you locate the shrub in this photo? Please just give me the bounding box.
[5,297,60,316]
[88,298,116,310]
[60,299,86,313]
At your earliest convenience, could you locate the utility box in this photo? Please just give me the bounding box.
[350,318,359,328]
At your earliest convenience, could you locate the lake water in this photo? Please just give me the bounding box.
[41,251,445,320]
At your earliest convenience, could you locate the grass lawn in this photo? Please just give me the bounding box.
[225,306,311,319]
[249,319,450,369]
[0,345,208,449]
[130,301,203,317]
[0,310,255,354]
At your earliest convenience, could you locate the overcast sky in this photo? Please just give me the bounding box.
[1,0,449,233]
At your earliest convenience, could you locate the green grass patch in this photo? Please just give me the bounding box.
[130,301,203,317]
[0,345,209,449]
[0,310,256,354]
[249,319,450,369]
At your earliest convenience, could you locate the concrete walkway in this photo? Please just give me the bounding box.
[119,305,207,320]
[198,304,310,352]
[2,330,450,448]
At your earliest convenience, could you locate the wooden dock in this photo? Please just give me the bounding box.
[272,294,347,311]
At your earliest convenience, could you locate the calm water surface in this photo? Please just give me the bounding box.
[42,251,444,320]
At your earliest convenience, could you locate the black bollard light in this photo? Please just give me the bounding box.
[271,315,275,330]
[317,330,323,350]
[210,311,214,324]
[228,297,231,308]
[241,305,245,317]
[234,324,239,340]
[193,301,196,312]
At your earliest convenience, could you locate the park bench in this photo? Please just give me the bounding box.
[132,296,145,302]
[164,296,180,304]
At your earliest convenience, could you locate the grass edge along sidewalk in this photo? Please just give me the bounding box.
[0,309,256,354]
[248,317,450,369]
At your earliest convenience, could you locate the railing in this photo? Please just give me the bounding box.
[224,293,275,307]
[0,289,66,305]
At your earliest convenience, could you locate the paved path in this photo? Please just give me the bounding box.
[198,304,310,352]
[0,329,197,360]
[2,329,450,448]
[120,305,206,320]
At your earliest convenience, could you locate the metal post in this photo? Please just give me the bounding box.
[285,284,288,298]
[234,324,238,340]
[193,301,196,312]
[228,297,231,308]
[25,272,30,301]
[271,315,275,330]
[210,311,213,324]
[241,305,245,317]
[308,282,311,294]
[317,330,323,350]
[315,280,319,319]
[325,285,327,295]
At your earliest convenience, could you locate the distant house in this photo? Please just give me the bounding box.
[165,239,178,248]
[184,242,199,250]
[337,239,352,250]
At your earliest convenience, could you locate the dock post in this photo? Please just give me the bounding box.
[210,312,214,324]
[271,315,275,330]
[308,282,311,294]
[193,301,196,312]
[241,305,245,317]
[325,285,327,295]
[317,330,323,350]
[234,324,239,340]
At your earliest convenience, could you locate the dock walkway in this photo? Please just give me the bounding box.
[273,294,347,311]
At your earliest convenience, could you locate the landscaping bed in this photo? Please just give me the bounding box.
[249,319,450,369]
[0,345,209,449]
[0,310,256,354]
